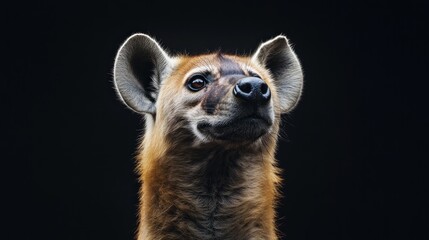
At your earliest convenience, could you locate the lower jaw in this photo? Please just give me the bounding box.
[197,117,272,142]
[201,126,270,143]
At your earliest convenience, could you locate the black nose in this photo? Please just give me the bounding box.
[233,77,271,104]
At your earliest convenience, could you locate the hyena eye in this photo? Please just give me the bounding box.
[187,74,207,91]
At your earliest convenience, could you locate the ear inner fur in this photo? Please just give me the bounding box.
[113,34,173,114]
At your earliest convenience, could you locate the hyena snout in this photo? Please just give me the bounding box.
[196,76,274,143]
[233,77,271,104]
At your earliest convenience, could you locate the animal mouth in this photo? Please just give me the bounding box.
[197,114,272,142]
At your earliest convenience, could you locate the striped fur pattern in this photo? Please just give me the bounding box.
[113,34,303,239]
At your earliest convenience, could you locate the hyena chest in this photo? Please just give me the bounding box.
[166,154,264,239]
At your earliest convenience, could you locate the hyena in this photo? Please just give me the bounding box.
[113,34,303,240]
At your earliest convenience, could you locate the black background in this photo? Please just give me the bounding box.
[4,1,429,239]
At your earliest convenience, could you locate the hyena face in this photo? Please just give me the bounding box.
[114,34,303,146]
[161,53,277,144]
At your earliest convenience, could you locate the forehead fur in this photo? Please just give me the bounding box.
[170,53,271,83]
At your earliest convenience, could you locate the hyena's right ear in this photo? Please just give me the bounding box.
[113,34,173,114]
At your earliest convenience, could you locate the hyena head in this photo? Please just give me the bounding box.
[114,34,303,148]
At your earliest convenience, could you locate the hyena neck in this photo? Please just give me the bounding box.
[139,139,279,239]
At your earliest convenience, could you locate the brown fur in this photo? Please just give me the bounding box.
[137,54,282,239]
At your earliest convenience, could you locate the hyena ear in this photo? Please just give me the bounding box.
[252,35,303,113]
[113,34,173,114]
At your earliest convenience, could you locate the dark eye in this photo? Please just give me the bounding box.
[187,74,207,91]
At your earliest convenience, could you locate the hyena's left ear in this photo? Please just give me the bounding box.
[252,35,303,113]
[113,34,173,114]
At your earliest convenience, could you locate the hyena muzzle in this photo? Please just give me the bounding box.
[113,34,303,240]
